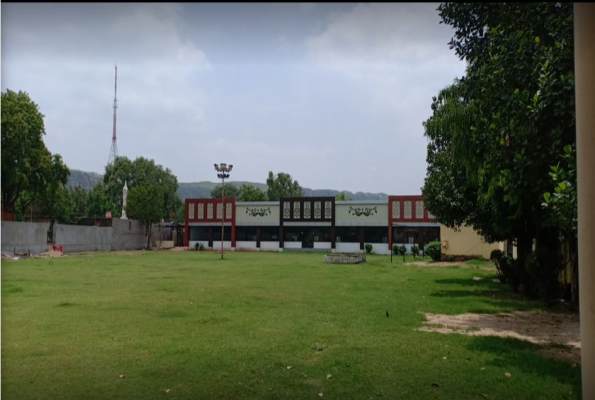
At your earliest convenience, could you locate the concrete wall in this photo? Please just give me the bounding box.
[236,241,258,250]
[111,219,147,251]
[260,241,279,252]
[336,242,361,253]
[1,221,50,254]
[367,243,391,255]
[55,224,112,253]
[440,224,501,259]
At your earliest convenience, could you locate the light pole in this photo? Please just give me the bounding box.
[214,163,233,259]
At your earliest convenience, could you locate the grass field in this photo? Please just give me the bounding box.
[1,251,581,399]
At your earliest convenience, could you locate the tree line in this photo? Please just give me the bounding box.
[423,3,576,306]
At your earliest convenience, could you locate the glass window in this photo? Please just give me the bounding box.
[213,226,232,241]
[190,227,209,241]
[364,227,388,243]
[336,227,359,243]
[236,227,257,241]
[261,227,279,241]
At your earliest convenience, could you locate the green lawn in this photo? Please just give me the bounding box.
[1,252,580,399]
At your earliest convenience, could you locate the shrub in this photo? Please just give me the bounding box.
[447,255,455,262]
[199,243,205,251]
[194,242,199,251]
[490,249,512,284]
[398,245,406,256]
[424,241,441,261]
[411,245,420,257]
[392,244,399,255]
[364,243,373,254]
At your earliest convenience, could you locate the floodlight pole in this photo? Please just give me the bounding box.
[214,163,233,260]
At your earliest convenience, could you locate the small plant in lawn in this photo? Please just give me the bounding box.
[392,244,399,255]
[199,243,205,251]
[398,245,406,256]
[424,241,441,261]
[194,242,200,251]
[411,245,420,258]
[364,244,373,254]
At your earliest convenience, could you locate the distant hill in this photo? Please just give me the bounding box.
[66,169,103,190]
[66,170,389,201]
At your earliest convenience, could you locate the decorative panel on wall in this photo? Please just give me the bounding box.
[197,203,204,220]
[294,201,301,219]
[324,201,332,219]
[304,202,311,219]
[404,201,412,219]
[283,202,291,219]
[226,203,232,219]
[392,201,400,219]
[217,203,223,219]
[207,203,213,219]
[314,202,322,219]
[416,201,424,219]
[189,203,195,219]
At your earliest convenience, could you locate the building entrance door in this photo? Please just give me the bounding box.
[303,230,314,248]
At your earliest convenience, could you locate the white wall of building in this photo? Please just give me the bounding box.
[260,241,280,251]
[236,241,258,250]
[284,241,302,249]
[314,242,332,250]
[336,242,361,253]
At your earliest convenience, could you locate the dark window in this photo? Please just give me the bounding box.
[336,227,359,243]
[261,227,279,241]
[190,227,210,241]
[364,227,388,243]
[213,226,232,241]
[236,227,257,241]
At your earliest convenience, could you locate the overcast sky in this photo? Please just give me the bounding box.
[2,3,465,194]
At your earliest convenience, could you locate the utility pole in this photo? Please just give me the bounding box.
[214,163,233,259]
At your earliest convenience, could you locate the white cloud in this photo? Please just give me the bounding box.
[2,3,210,175]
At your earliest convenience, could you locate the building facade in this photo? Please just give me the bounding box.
[184,195,440,254]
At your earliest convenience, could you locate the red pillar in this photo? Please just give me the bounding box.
[388,198,393,251]
[184,199,190,247]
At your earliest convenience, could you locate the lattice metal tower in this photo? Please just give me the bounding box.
[107,64,119,165]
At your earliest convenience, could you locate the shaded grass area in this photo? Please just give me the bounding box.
[1,252,580,399]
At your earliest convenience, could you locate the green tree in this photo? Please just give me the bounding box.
[211,183,241,199]
[103,156,181,221]
[265,171,303,201]
[424,3,575,302]
[238,184,267,202]
[126,185,165,249]
[86,183,116,218]
[1,90,70,218]
[335,192,352,201]
[69,186,89,219]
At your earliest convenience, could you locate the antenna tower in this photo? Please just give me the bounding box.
[107,64,119,165]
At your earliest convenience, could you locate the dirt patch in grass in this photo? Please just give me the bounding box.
[406,261,495,271]
[419,311,581,364]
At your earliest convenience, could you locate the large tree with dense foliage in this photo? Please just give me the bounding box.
[103,156,181,221]
[238,185,267,202]
[126,185,165,249]
[423,3,575,303]
[210,183,240,199]
[1,90,70,219]
[265,172,303,201]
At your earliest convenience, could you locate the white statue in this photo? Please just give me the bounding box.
[121,181,128,220]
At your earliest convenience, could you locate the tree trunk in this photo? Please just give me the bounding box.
[515,231,533,293]
[569,234,580,308]
[146,222,152,250]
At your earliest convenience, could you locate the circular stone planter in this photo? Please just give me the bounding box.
[323,253,366,264]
